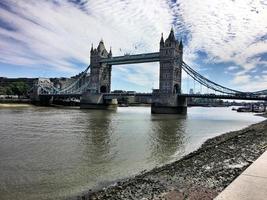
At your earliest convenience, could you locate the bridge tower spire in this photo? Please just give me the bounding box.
[160,33,164,48]
[90,43,94,53]
[108,47,112,57]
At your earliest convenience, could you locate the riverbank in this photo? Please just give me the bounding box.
[78,118,267,200]
[0,103,32,108]
[0,98,31,104]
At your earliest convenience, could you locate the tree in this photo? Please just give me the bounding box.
[10,82,29,97]
[5,86,13,95]
[0,86,6,95]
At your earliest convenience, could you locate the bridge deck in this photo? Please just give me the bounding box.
[39,93,267,101]
[39,94,81,98]
[179,94,267,101]
[100,52,160,65]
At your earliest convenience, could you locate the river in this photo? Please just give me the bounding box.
[0,105,264,200]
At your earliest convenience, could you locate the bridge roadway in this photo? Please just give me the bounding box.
[179,94,267,101]
[39,93,152,99]
[100,52,160,65]
[39,93,267,101]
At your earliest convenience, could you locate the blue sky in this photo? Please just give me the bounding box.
[0,0,267,92]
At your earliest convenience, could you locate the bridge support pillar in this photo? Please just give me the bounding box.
[34,95,53,106]
[151,93,187,114]
[80,92,117,110]
[151,29,186,114]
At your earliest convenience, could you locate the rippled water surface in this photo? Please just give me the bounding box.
[0,106,263,199]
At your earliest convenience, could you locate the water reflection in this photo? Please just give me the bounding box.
[0,106,264,200]
[82,110,114,164]
[149,115,187,164]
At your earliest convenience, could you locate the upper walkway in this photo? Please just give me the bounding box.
[100,52,160,65]
[215,150,267,200]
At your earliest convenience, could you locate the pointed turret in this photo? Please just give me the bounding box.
[160,33,164,48]
[97,39,108,56]
[179,39,183,50]
[97,39,105,51]
[167,27,175,41]
[108,47,112,57]
[90,43,94,53]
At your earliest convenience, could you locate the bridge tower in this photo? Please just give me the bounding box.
[89,40,112,93]
[80,40,117,109]
[159,28,183,94]
[151,29,187,114]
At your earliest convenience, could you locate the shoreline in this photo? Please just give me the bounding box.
[77,116,267,200]
[0,103,33,108]
[0,98,31,104]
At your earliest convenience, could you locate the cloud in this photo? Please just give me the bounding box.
[224,65,240,74]
[238,76,267,92]
[0,0,266,92]
[178,0,267,67]
[232,74,250,85]
[231,72,267,92]
[227,66,240,71]
[0,0,173,79]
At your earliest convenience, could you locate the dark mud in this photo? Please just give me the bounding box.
[78,119,267,200]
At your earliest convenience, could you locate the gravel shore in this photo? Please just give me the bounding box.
[78,118,267,200]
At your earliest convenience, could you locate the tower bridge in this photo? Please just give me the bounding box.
[34,28,267,114]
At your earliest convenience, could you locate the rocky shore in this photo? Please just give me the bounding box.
[77,118,267,200]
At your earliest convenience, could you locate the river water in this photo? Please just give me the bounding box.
[0,106,264,200]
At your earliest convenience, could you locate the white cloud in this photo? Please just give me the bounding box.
[0,0,173,81]
[227,66,240,71]
[232,74,250,85]
[178,0,267,72]
[0,0,266,92]
[231,73,267,92]
[224,65,240,74]
[239,78,267,92]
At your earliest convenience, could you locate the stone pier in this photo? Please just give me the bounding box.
[151,93,187,114]
[80,92,117,110]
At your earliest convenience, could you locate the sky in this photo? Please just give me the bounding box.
[0,0,267,93]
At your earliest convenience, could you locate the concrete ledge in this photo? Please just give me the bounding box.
[215,150,267,200]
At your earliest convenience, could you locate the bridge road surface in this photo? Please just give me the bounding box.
[215,150,267,200]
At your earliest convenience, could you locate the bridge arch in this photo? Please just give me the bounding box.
[173,84,180,94]
[100,85,107,93]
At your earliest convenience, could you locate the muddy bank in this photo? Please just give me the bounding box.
[0,98,31,104]
[77,119,267,200]
[255,112,267,118]
[0,103,32,108]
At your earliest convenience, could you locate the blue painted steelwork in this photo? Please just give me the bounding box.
[100,52,160,65]
[36,53,266,100]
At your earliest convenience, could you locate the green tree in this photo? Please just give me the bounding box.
[10,82,29,97]
[5,86,13,95]
[0,86,6,95]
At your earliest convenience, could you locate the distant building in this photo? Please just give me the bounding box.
[189,88,194,94]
